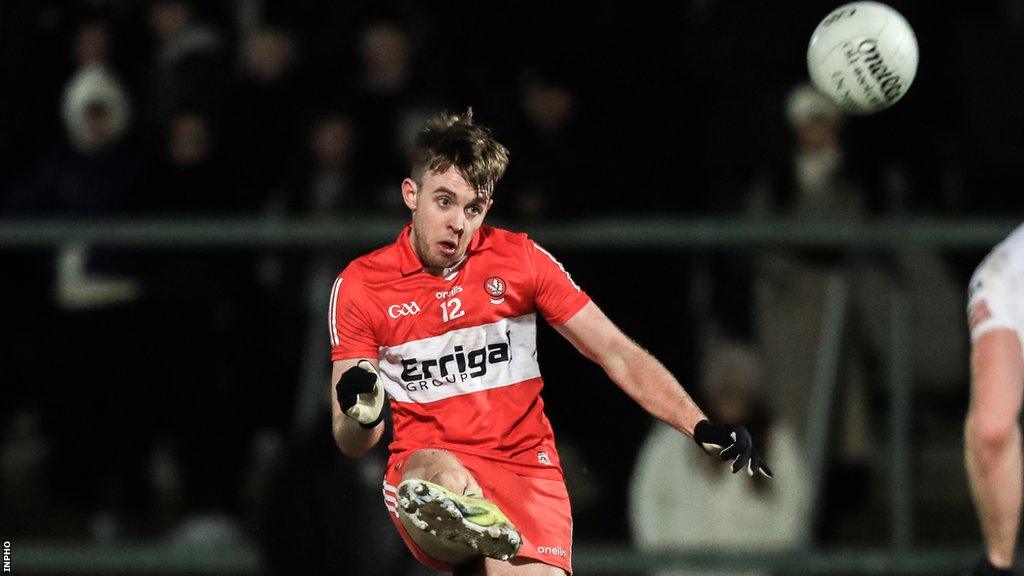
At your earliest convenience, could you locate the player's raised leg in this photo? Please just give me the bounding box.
[965,329,1024,573]
[398,449,522,566]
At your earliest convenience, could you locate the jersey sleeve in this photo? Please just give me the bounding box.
[328,271,380,361]
[967,248,1022,343]
[526,239,590,325]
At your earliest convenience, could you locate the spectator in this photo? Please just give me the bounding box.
[4,64,148,538]
[747,84,968,541]
[145,0,227,132]
[8,66,140,309]
[265,111,362,439]
[500,69,598,222]
[226,27,304,211]
[286,112,359,215]
[135,108,253,542]
[138,109,232,213]
[345,18,449,211]
[629,341,813,576]
[746,84,874,466]
[9,67,134,215]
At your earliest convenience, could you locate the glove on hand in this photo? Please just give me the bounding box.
[336,360,386,429]
[694,419,773,478]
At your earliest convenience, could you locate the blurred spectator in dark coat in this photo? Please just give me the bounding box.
[257,111,434,576]
[226,27,304,212]
[138,110,232,215]
[134,108,254,543]
[7,66,139,290]
[145,0,227,133]
[746,84,873,463]
[286,112,359,215]
[345,18,449,212]
[259,112,361,435]
[4,64,148,538]
[499,69,599,222]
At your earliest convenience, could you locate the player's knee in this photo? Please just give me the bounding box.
[404,449,453,478]
[431,470,469,493]
[966,412,1018,458]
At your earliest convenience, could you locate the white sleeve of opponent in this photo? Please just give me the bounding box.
[968,247,1022,343]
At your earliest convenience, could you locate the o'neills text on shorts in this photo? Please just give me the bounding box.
[536,545,566,557]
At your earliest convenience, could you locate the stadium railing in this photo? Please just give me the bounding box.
[0,216,1015,249]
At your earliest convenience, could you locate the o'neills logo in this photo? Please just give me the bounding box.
[857,40,903,103]
[537,545,567,557]
[399,342,510,391]
[484,276,506,304]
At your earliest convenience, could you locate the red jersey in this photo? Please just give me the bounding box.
[329,224,590,479]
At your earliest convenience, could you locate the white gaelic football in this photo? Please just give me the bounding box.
[807,2,918,114]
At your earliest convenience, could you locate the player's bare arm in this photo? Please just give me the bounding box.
[332,358,386,457]
[553,301,707,436]
[965,329,1024,572]
[555,301,772,477]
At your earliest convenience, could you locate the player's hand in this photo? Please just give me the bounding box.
[335,360,386,429]
[693,419,773,478]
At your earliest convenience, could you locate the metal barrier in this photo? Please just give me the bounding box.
[8,542,996,575]
[806,274,849,540]
[0,216,1017,249]
[889,290,914,552]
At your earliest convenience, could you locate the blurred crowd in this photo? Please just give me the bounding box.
[1,0,1021,574]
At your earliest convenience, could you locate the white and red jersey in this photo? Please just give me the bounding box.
[329,224,590,479]
[968,223,1024,354]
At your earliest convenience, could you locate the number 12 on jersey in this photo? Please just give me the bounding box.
[440,298,465,322]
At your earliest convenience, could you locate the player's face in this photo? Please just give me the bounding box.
[402,167,492,274]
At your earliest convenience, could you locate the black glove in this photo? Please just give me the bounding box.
[694,419,773,478]
[335,360,386,429]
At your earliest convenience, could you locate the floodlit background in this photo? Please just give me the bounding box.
[0,0,1021,574]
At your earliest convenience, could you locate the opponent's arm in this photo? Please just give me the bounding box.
[964,329,1024,569]
[555,301,771,477]
[332,358,386,458]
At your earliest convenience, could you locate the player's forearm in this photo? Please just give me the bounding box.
[333,414,384,457]
[600,341,707,438]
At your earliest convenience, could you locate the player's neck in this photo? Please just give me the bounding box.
[436,257,466,279]
[423,254,467,279]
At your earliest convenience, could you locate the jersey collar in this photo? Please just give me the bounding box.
[396,223,494,276]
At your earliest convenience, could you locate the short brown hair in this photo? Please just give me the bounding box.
[411,109,509,198]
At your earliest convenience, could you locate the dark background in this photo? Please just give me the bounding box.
[0,1,1020,574]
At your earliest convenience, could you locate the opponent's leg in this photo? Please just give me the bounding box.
[965,329,1024,572]
[398,449,521,566]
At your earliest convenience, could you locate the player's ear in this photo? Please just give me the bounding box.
[401,178,418,211]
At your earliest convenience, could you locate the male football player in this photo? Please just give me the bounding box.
[329,110,771,576]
